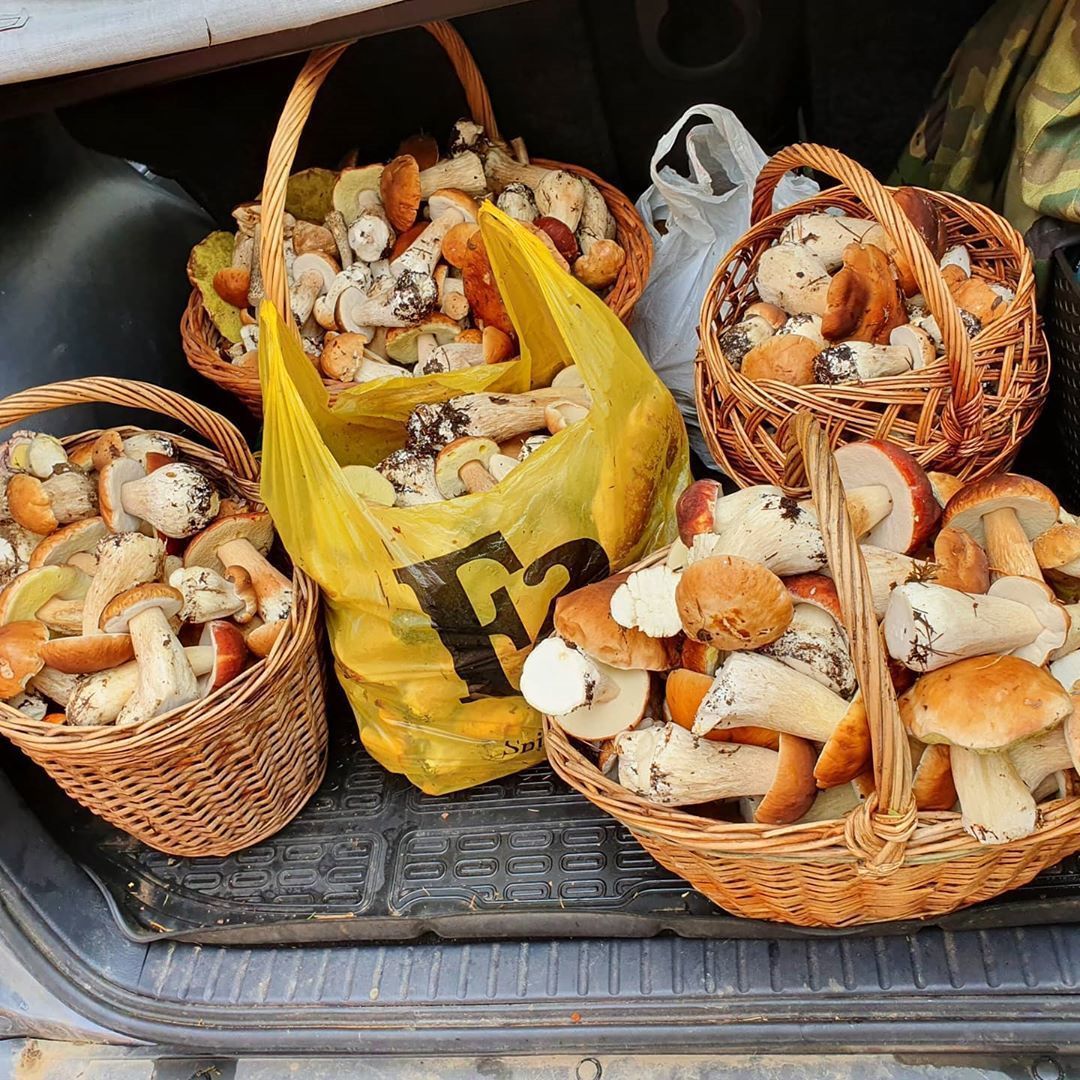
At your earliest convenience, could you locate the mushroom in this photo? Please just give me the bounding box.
[943,473,1058,581]
[519,636,651,740]
[889,323,936,370]
[405,388,590,453]
[487,454,518,482]
[418,151,486,199]
[293,220,338,261]
[812,341,913,384]
[928,472,964,509]
[7,471,98,535]
[325,209,353,269]
[777,213,879,271]
[289,251,337,325]
[385,314,462,367]
[66,662,140,726]
[674,479,724,547]
[544,400,589,433]
[813,695,872,788]
[663,667,780,748]
[0,620,47,698]
[518,435,549,460]
[899,654,1072,844]
[674,554,792,650]
[39,632,134,674]
[30,665,80,708]
[319,334,383,382]
[347,194,396,263]
[754,734,818,824]
[760,575,857,699]
[1007,724,1073,792]
[183,512,275,573]
[482,145,549,192]
[717,303,786,370]
[693,650,850,742]
[123,432,178,470]
[0,563,88,625]
[192,619,248,697]
[434,437,499,497]
[82,532,164,636]
[342,464,397,507]
[754,243,831,316]
[862,188,946,296]
[417,342,484,374]
[335,271,437,329]
[741,335,819,385]
[554,572,680,672]
[314,264,374,329]
[1033,522,1080,588]
[911,742,957,810]
[689,490,826,576]
[531,215,580,262]
[940,245,971,276]
[117,463,219,539]
[435,268,469,321]
[99,583,199,725]
[933,526,990,594]
[376,449,443,507]
[168,565,248,623]
[615,723,780,807]
[884,577,1068,673]
[27,516,108,569]
[822,242,906,344]
[609,563,683,639]
[774,311,827,348]
[390,207,466,278]
[22,433,68,479]
[833,439,940,554]
[213,539,292,624]
[496,182,539,223]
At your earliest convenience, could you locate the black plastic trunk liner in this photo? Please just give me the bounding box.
[6,701,1080,946]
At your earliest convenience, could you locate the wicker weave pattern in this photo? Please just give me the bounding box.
[183,21,652,417]
[696,144,1050,494]
[544,413,1080,927]
[0,378,328,857]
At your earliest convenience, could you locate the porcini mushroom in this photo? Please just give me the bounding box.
[1008,724,1073,792]
[519,636,651,740]
[100,583,199,725]
[390,206,466,278]
[376,449,443,507]
[289,251,337,324]
[168,565,248,623]
[7,471,97,535]
[899,654,1072,843]
[82,532,164,636]
[27,516,108,569]
[434,437,499,497]
[615,723,780,807]
[933,526,990,594]
[833,439,940,554]
[39,632,134,674]
[755,243,831,316]
[0,620,47,698]
[741,335,819,385]
[385,314,462,367]
[213,539,292,624]
[812,341,913,385]
[534,170,586,231]
[496,182,539,223]
[609,563,683,640]
[943,474,1058,580]
[116,462,219,539]
[674,555,792,650]
[717,304,786,370]
[183,512,275,573]
[335,271,437,329]
[754,734,818,824]
[693,650,850,742]
[192,619,248,696]
[544,400,589,433]
[1033,522,1080,588]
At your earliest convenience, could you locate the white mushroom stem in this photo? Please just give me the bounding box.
[483,145,549,192]
[950,747,1037,845]
[117,607,199,725]
[419,151,487,198]
[615,723,779,806]
[348,209,394,263]
[390,209,465,278]
[813,342,913,385]
[801,484,891,541]
[290,270,324,325]
[693,650,849,742]
[853,546,932,619]
[1008,725,1073,791]
[883,581,1043,673]
[376,450,442,507]
[439,276,469,321]
[518,637,616,716]
[983,507,1043,580]
[325,209,353,269]
[82,534,164,636]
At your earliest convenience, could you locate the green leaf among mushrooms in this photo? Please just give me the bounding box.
[285,167,338,222]
[186,231,243,344]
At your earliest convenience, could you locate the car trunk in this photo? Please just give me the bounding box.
[2,0,1080,1060]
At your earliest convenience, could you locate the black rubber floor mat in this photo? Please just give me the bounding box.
[11,705,1080,944]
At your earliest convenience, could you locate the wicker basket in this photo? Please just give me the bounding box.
[182,20,652,417]
[0,378,328,857]
[545,412,1080,928]
[696,144,1050,494]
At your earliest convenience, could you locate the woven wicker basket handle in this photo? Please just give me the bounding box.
[791,411,916,871]
[261,22,499,329]
[753,144,982,451]
[0,378,259,482]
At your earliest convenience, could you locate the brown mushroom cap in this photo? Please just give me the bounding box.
[98,456,145,533]
[754,734,818,824]
[0,620,47,697]
[814,695,872,788]
[198,619,249,694]
[28,516,108,569]
[183,512,275,572]
[899,654,1072,751]
[553,572,680,671]
[100,583,184,632]
[942,473,1059,546]
[441,222,480,269]
[740,335,818,385]
[39,633,134,674]
[933,526,990,593]
[380,155,422,231]
[783,573,844,626]
[245,618,286,659]
[675,479,723,548]
[7,474,57,535]
[1034,523,1080,576]
[822,242,906,344]
[675,555,793,650]
[912,742,957,810]
[665,668,780,748]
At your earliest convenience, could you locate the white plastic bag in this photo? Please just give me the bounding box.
[631,105,818,464]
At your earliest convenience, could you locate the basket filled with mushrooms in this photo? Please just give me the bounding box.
[181,21,651,416]
[537,412,1080,928]
[0,379,326,858]
[696,143,1048,494]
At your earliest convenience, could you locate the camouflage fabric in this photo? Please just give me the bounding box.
[895,0,1080,233]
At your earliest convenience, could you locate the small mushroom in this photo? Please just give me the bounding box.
[573,239,625,291]
[214,539,292,624]
[0,563,87,626]
[774,311,827,348]
[122,432,178,470]
[717,303,786,370]
[7,471,98,535]
[28,516,108,569]
[518,636,651,740]
[289,251,338,325]
[39,632,134,674]
[418,151,486,199]
[100,583,199,725]
[168,565,248,623]
[1008,724,1073,792]
[663,667,778,747]
[889,323,936,370]
[390,207,466,278]
[335,271,437,329]
[534,170,586,231]
[943,473,1059,580]
[911,742,957,810]
[385,314,462,368]
[434,437,500,497]
[933,526,990,594]
[482,145,549,192]
[417,342,484,374]
[544,400,589,434]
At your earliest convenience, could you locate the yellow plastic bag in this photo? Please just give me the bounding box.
[259,205,689,794]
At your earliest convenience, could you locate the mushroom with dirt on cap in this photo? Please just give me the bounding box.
[812,341,913,385]
[99,583,199,725]
[105,461,220,539]
[376,449,443,507]
[943,474,1058,581]
[519,636,651,741]
[899,654,1073,843]
[168,565,250,624]
[716,302,787,370]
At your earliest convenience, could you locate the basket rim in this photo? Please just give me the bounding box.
[0,424,321,756]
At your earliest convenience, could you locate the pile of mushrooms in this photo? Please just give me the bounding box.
[0,429,293,728]
[199,119,625,381]
[521,437,1080,846]
[719,189,1014,386]
[330,366,591,507]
